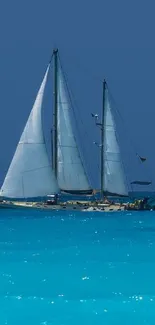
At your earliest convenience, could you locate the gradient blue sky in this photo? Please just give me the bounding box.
[0,0,154,190]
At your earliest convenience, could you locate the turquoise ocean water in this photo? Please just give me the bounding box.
[0,207,155,324]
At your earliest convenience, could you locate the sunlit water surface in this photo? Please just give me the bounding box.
[0,208,155,324]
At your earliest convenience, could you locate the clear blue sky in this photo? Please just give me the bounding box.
[0,0,154,190]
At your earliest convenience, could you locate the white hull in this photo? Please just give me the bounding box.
[0,201,126,212]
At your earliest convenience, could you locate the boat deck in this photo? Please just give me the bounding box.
[0,200,126,212]
[0,199,152,212]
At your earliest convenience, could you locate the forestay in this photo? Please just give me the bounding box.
[103,86,128,196]
[57,66,91,192]
[0,65,59,198]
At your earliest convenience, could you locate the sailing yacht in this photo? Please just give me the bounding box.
[0,48,128,201]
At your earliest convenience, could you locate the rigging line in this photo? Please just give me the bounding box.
[66,78,101,177]
[104,85,130,194]
[63,51,104,84]
[64,53,107,177]
[57,52,105,178]
[105,110,130,194]
[60,54,145,177]
[58,53,99,183]
[113,117,131,194]
[56,54,129,184]
[116,137,131,195]
[68,52,142,160]
[106,86,152,191]
[49,52,54,64]
[57,54,91,182]
[58,54,88,141]
[57,54,95,143]
[66,93,99,176]
[106,84,143,159]
[70,53,143,162]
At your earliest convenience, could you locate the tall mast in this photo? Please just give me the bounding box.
[53,48,58,178]
[100,80,106,200]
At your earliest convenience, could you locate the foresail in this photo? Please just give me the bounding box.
[103,87,128,196]
[0,65,59,198]
[57,67,91,192]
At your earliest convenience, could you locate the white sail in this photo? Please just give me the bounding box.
[0,65,59,198]
[57,67,91,192]
[103,86,128,196]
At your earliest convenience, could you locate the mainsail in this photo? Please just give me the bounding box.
[103,84,128,196]
[56,65,92,194]
[0,65,59,198]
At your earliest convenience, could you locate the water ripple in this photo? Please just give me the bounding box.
[0,210,154,324]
